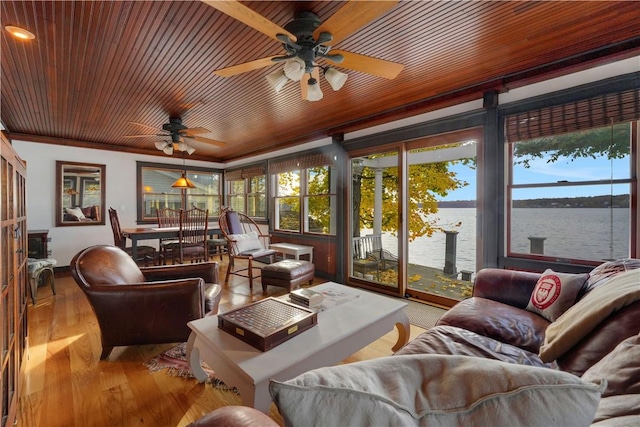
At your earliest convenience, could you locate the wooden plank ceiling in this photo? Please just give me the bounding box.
[2,1,639,162]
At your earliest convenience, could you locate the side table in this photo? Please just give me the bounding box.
[269,243,314,262]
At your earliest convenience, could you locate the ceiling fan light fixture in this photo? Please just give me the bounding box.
[185,145,196,155]
[155,141,168,150]
[306,77,323,102]
[163,144,174,155]
[266,70,289,93]
[283,57,305,81]
[324,68,348,91]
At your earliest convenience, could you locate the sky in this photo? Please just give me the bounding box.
[439,154,629,202]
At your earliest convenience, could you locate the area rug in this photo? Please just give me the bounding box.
[144,342,238,393]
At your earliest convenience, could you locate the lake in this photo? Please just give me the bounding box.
[372,207,629,273]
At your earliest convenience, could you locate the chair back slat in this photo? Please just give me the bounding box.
[175,207,209,263]
[108,207,126,248]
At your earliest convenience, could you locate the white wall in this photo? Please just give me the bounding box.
[13,141,222,266]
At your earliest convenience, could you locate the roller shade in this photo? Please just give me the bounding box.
[225,164,266,181]
[269,151,337,174]
[505,88,639,142]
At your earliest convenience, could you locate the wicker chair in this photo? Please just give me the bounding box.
[218,207,276,289]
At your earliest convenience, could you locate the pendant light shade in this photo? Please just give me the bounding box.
[325,67,348,91]
[171,172,196,188]
[266,70,289,93]
[306,77,323,101]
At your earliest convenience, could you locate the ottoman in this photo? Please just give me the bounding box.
[261,259,315,292]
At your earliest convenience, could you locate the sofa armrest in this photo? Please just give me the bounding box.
[85,278,206,344]
[473,268,541,309]
[141,261,219,284]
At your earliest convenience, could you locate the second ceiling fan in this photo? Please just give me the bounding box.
[202,0,405,101]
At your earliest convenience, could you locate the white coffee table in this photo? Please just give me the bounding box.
[269,242,314,262]
[186,282,409,413]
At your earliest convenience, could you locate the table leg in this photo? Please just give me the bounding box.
[186,332,209,383]
[129,237,138,260]
[391,311,411,352]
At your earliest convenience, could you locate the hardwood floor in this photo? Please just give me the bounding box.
[17,258,426,426]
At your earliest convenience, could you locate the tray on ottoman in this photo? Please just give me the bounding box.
[218,297,317,351]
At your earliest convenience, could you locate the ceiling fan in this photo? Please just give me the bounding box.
[124,117,226,155]
[202,0,404,101]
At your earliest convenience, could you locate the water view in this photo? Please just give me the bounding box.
[377,207,628,274]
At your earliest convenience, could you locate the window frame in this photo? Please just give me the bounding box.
[224,163,267,220]
[136,161,222,223]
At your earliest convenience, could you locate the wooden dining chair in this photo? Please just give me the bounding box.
[173,207,209,264]
[108,207,156,266]
[156,207,181,265]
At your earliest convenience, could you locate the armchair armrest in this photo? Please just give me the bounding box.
[141,261,219,284]
[85,278,206,345]
[473,268,541,309]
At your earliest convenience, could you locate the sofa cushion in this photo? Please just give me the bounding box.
[395,325,552,367]
[437,297,550,353]
[584,258,640,294]
[540,269,640,363]
[582,334,640,424]
[269,354,604,427]
[525,269,589,322]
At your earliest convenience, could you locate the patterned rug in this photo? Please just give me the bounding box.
[144,342,238,393]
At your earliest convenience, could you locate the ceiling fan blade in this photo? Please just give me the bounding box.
[183,127,211,136]
[314,0,398,45]
[330,50,404,79]
[186,135,226,147]
[214,56,281,77]
[300,67,321,101]
[200,0,296,43]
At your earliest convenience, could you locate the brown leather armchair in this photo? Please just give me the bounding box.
[70,244,222,360]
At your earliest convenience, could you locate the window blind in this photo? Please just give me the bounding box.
[269,151,337,174]
[224,164,266,181]
[505,88,639,142]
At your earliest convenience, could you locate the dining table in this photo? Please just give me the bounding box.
[122,224,222,260]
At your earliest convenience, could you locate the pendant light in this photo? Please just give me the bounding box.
[171,153,196,188]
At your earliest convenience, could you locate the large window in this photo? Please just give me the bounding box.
[137,162,222,222]
[224,164,266,218]
[271,151,337,235]
[505,89,638,264]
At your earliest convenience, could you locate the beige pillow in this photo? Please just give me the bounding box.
[228,231,263,253]
[525,269,588,322]
[65,206,86,220]
[540,269,640,363]
[269,354,604,427]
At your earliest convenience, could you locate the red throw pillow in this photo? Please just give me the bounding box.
[526,269,589,322]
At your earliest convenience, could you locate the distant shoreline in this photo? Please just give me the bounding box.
[438,194,629,209]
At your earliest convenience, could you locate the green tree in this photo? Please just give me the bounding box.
[513,123,629,168]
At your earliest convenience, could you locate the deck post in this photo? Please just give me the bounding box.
[528,236,546,254]
[443,230,458,275]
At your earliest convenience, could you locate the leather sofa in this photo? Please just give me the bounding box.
[71,244,222,359]
[190,259,640,426]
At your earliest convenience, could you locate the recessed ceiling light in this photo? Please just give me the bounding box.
[5,25,35,40]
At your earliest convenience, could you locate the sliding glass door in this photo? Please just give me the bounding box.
[405,130,480,306]
[348,129,481,306]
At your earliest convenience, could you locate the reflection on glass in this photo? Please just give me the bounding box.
[56,161,106,226]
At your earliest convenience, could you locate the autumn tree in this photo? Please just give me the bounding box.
[354,151,471,241]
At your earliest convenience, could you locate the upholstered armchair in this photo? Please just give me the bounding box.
[70,244,222,360]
